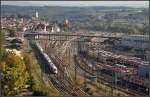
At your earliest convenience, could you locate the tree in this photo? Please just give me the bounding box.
[23,52,61,96]
[130,25,140,34]
[1,52,29,96]
[8,29,18,37]
[0,31,5,60]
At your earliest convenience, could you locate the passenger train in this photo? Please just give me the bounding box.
[32,42,58,74]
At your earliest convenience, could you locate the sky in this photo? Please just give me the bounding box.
[1,1,149,8]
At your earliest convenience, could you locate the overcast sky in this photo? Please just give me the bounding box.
[1,1,149,8]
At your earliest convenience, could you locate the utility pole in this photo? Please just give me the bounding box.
[148,26,150,96]
[73,41,75,82]
[84,44,89,89]
[0,73,2,96]
[74,41,77,83]
[97,47,102,89]
[84,62,86,89]
[75,60,77,82]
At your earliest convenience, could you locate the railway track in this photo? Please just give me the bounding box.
[31,43,88,96]
[48,74,71,95]
[74,54,148,96]
[46,49,88,96]
[30,45,66,95]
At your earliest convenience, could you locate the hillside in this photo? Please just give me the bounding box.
[1,5,149,34]
[1,5,148,22]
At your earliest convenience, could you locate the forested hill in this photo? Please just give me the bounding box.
[1,5,149,22]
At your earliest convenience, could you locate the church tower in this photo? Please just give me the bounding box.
[35,11,38,18]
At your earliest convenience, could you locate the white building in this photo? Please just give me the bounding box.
[50,26,60,33]
[65,19,69,25]
[54,25,60,32]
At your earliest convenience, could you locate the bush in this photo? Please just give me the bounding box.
[1,52,29,96]
[23,52,60,96]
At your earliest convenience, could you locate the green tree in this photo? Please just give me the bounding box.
[1,52,29,96]
[23,52,61,96]
[130,25,140,34]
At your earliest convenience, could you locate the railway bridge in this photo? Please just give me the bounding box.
[24,31,122,41]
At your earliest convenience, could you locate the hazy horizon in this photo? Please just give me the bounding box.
[1,1,149,8]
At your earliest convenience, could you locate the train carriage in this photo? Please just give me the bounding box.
[33,42,58,74]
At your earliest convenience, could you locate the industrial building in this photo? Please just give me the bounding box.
[118,35,150,50]
[138,64,149,78]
